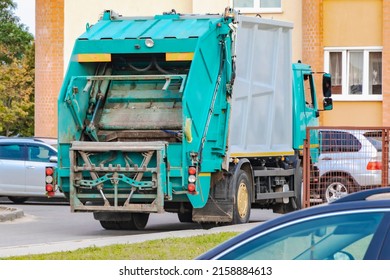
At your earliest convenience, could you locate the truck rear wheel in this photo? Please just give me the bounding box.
[99,221,121,230]
[232,170,251,224]
[178,212,193,223]
[99,213,150,230]
[119,213,150,230]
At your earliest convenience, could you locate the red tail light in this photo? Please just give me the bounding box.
[46,167,54,176]
[45,167,56,197]
[46,184,54,192]
[187,166,197,193]
[367,161,382,170]
[188,166,196,175]
[187,183,196,192]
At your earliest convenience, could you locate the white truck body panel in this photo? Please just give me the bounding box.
[228,16,294,157]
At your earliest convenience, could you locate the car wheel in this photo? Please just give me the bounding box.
[324,176,351,202]
[8,196,28,204]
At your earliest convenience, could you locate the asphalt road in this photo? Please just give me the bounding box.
[0,197,280,257]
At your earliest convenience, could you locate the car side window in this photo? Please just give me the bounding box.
[28,145,55,163]
[321,131,361,153]
[0,144,25,161]
[218,212,384,260]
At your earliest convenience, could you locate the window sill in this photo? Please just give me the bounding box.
[235,8,283,14]
[331,95,383,102]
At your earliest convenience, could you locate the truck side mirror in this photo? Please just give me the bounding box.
[323,97,333,111]
[49,156,58,163]
[322,73,332,98]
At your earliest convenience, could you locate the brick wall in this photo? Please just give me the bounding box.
[35,0,64,137]
[302,0,325,124]
[302,0,323,72]
[383,1,390,126]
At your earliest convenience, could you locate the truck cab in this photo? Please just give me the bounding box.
[292,62,332,158]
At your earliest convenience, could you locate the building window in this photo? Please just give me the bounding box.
[233,0,282,13]
[369,52,382,95]
[329,52,342,94]
[324,47,382,101]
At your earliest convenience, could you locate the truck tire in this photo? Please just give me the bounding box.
[120,213,150,230]
[294,163,303,209]
[178,212,193,223]
[99,221,121,230]
[99,213,150,230]
[232,170,251,224]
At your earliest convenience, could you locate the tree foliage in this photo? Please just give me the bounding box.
[0,0,34,64]
[0,0,35,136]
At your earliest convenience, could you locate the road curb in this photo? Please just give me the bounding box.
[0,205,24,222]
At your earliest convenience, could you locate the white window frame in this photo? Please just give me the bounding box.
[231,0,283,14]
[324,47,383,101]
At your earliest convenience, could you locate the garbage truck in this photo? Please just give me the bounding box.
[46,8,332,230]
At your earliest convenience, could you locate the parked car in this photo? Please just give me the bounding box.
[315,129,385,202]
[197,187,390,260]
[0,137,63,203]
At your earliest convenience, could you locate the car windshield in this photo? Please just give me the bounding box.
[217,212,385,260]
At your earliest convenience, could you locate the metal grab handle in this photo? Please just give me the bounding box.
[322,157,332,160]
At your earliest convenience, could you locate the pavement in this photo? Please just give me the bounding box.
[0,205,262,258]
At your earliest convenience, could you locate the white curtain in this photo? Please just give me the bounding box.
[369,52,382,95]
[330,52,342,94]
[348,52,363,95]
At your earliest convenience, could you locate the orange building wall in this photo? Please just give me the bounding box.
[323,101,382,126]
[383,1,390,126]
[303,0,388,127]
[323,0,382,46]
[35,0,64,137]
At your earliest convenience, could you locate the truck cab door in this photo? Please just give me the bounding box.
[292,65,320,154]
[303,73,319,124]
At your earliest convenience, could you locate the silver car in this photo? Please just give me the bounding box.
[316,129,384,202]
[0,137,63,203]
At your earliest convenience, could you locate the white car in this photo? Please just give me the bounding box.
[316,129,385,202]
[0,137,64,203]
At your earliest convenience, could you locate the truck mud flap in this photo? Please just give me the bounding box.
[192,173,234,224]
[192,200,233,223]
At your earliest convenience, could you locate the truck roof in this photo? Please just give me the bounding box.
[78,11,224,41]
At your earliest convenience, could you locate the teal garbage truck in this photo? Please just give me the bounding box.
[46,9,332,230]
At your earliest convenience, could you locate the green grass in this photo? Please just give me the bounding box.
[2,232,239,260]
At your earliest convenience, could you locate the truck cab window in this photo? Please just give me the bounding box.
[304,74,314,108]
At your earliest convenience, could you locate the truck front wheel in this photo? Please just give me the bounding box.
[232,170,251,224]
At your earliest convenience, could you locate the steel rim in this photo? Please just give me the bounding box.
[326,182,348,202]
[237,182,249,218]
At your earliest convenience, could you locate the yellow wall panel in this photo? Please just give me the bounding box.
[323,0,382,46]
[322,101,382,126]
